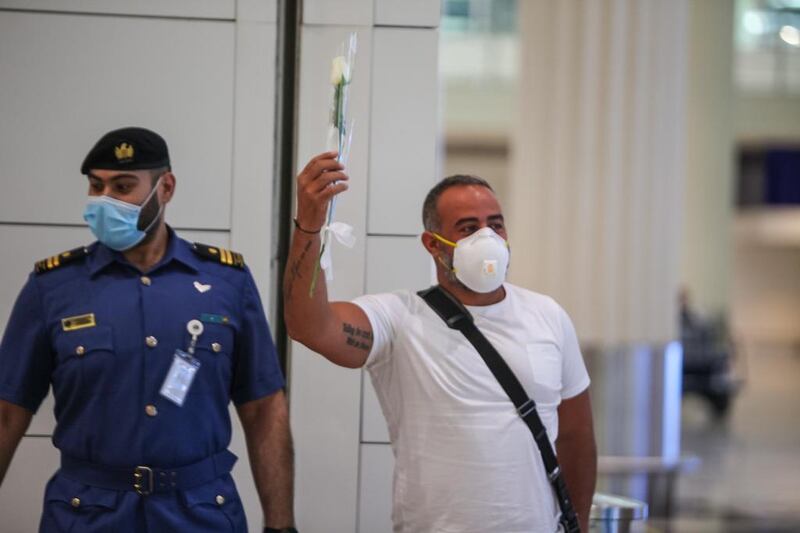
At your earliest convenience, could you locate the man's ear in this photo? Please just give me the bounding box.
[422,231,453,273]
[160,172,176,204]
[421,231,440,257]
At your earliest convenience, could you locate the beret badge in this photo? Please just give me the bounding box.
[114,142,135,162]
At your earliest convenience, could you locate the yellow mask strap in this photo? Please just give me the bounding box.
[431,233,457,247]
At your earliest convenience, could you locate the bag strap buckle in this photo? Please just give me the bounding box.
[517,398,536,418]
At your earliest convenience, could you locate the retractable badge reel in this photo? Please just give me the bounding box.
[159,320,203,406]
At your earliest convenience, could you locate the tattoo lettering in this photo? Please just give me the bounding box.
[346,337,370,351]
[342,323,373,340]
[342,322,372,351]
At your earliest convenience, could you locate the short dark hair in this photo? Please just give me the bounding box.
[422,174,494,232]
[149,166,170,184]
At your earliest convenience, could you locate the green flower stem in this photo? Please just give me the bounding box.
[309,78,351,297]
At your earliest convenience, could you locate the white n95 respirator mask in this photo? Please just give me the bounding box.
[433,227,510,293]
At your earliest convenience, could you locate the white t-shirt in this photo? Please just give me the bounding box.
[353,283,590,533]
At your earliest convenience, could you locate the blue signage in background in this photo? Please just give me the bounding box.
[765,149,800,205]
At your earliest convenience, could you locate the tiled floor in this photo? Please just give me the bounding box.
[650,342,800,532]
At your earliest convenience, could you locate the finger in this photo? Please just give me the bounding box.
[307,172,349,194]
[298,159,343,188]
[301,151,339,175]
[314,150,339,162]
[303,169,347,195]
[310,158,344,177]
[318,181,349,202]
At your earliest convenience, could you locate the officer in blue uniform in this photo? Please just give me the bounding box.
[0,127,298,533]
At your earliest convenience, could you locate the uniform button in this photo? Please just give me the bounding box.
[211,342,222,353]
[215,495,225,506]
[145,404,158,417]
[71,497,81,508]
[145,336,158,348]
[140,276,152,286]
[75,345,86,356]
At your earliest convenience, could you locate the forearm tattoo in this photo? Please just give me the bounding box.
[286,239,313,300]
[342,322,373,352]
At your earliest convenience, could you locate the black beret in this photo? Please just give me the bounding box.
[81,127,170,175]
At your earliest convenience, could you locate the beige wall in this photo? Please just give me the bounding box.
[735,94,800,143]
[0,2,278,531]
[288,2,440,532]
[731,210,800,345]
[443,142,510,208]
[681,0,735,317]
[729,17,800,346]
[732,242,800,345]
[729,82,800,348]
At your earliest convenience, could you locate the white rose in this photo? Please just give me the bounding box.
[330,56,350,85]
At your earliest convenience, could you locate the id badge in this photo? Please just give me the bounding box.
[159,349,201,406]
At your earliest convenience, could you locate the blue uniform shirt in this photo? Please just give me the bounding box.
[0,228,284,468]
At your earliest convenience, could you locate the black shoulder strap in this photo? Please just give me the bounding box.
[417,285,581,533]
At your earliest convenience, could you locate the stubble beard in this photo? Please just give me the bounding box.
[438,251,471,293]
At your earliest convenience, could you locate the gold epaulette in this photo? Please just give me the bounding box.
[191,243,245,269]
[34,246,90,275]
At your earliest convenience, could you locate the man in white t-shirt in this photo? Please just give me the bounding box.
[284,152,597,533]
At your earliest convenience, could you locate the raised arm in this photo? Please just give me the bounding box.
[283,151,373,369]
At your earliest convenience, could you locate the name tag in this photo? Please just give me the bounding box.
[61,313,96,331]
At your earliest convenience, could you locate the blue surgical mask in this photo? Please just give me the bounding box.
[83,178,163,251]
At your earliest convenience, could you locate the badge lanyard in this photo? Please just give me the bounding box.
[159,319,203,407]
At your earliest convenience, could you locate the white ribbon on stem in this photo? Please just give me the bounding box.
[319,221,356,281]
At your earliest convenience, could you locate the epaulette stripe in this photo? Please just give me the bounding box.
[232,252,244,268]
[191,242,246,269]
[34,246,89,275]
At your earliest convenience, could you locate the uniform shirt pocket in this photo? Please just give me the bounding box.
[190,323,236,395]
[193,323,234,358]
[54,325,114,363]
[526,342,562,391]
[52,326,115,391]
